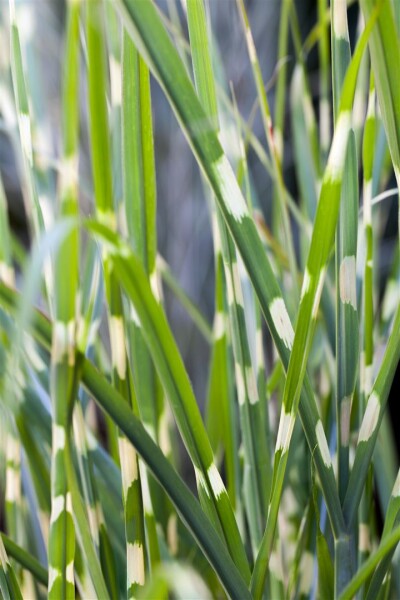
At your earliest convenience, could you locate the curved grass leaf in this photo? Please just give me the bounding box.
[0,282,252,600]
[0,535,23,600]
[339,524,400,600]
[86,220,250,582]
[250,9,381,597]
[186,0,270,554]
[186,0,239,508]
[331,1,359,507]
[86,3,147,594]
[1,533,48,587]
[47,0,81,594]
[115,0,344,547]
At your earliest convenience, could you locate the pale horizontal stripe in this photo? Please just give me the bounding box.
[339,256,357,309]
[207,463,225,499]
[213,311,225,340]
[52,320,75,365]
[59,154,78,197]
[159,408,171,455]
[246,366,259,404]
[213,154,247,221]
[110,55,122,106]
[53,424,66,453]
[0,262,14,286]
[340,396,352,447]
[50,495,65,524]
[316,420,332,467]
[327,111,351,181]
[167,513,178,555]
[300,552,314,594]
[109,316,126,379]
[301,268,311,300]
[333,0,349,39]
[312,268,326,318]
[48,567,61,593]
[358,392,380,442]
[269,297,294,350]
[231,263,244,306]
[127,542,145,586]
[246,27,257,63]
[269,550,283,582]
[276,411,295,454]
[130,304,141,327]
[359,523,370,553]
[195,467,209,497]
[118,437,139,498]
[6,467,21,503]
[66,560,74,585]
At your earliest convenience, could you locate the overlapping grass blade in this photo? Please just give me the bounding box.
[359,0,400,191]
[0,535,23,600]
[250,10,381,598]
[186,0,238,508]
[46,0,81,594]
[116,0,345,549]
[0,281,252,600]
[186,0,270,555]
[339,523,400,600]
[0,533,47,587]
[356,72,377,587]
[157,255,212,343]
[86,2,147,594]
[1,0,399,596]
[331,1,359,512]
[8,1,49,295]
[122,34,159,437]
[343,302,400,527]
[87,220,250,581]
[237,0,298,295]
[365,469,400,599]
[121,28,169,562]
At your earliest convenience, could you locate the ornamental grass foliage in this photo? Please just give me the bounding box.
[0,0,399,598]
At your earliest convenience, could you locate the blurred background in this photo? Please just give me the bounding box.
[0,0,398,439]
[0,0,315,397]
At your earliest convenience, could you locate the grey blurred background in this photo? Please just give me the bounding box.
[0,0,351,404]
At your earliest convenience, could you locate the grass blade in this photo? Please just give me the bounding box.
[339,524,400,600]
[250,11,380,598]
[1,533,47,587]
[87,220,251,582]
[343,303,400,528]
[116,0,345,547]
[331,0,359,510]
[186,0,238,507]
[86,2,147,594]
[359,0,400,190]
[186,0,270,555]
[0,281,252,600]
[121,28,169,560]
